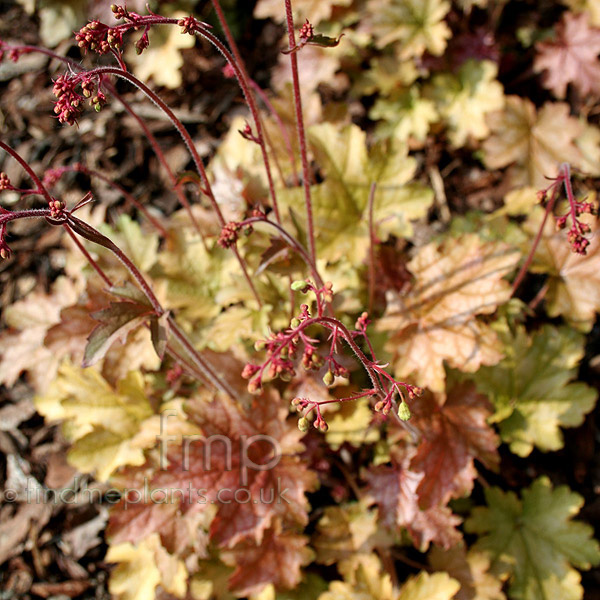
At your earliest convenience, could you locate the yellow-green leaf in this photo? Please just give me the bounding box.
[365,0,452,58]
[465,477,600,600]
[428,60,504,148]
[472,324,597,456]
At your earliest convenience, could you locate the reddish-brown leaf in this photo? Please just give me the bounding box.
[224,527,313,596]
[409,383,499,509]
[535,12,600,99]
[365,451,462,550]
[107,392,317,553]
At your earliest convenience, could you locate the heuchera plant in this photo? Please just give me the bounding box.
[0,3,423,427]
[1,1,600,599]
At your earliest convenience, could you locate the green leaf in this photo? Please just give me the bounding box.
[472,324,597,456]
[427,60,505,148]
[109,283,153,306]
[84,302,153,367]
[365,0,452,58]
[465,477,600,600]
[282,123,433,263]
[370,86,438,144]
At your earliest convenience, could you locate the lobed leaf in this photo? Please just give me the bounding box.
[465,477,600,600]
[472,324,597,456]
[377,234,519,392]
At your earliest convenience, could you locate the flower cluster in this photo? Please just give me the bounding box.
[242,280,423,430]
[0,172,13,191]
[538,166,598,255]
[48,199,67,220]
[75,6,209,58]
[217,221,242,249]
[298,20,315,43]
[239,122,259,144]
[178,15,205,36]
[242,282,336,395]
[555,197,596,255]
[0,39,24,62]
[75,20,122,54]
[52,74,105,125]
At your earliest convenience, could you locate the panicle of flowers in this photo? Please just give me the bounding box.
[539,164,598,255]
[299,20,315,43]
[0,172,13,192]
[217,221,242,249]
[73,6,209,59]
[243,280,422,430]
[242,281,334,395]
[554,196,596,255]
[282,19,344,55]
[0,40,26,62]
[52,73,105,125]
[178,15,206,36]
[48,199,67,220]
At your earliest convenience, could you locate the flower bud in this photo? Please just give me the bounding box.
[247,377,262,395]
[298,417,310,432]
[290,317,300,329]
[241,363,259,379]
[323,370,334,386]
[398,400,411,421]
[291,280,309,292]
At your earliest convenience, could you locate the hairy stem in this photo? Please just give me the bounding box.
[85,66,262,307]
[367,183,377,314]
[511,173,562,296]
[205,4,282,223]
[0,141,53,204]
[283,0,316,264]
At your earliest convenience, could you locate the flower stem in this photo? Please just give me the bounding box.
[283,0,316,264]
[0,141,53,204]
[206,2,282,223]
[85,66,262,307]
[511,173,562,296]
[368,183,377,314]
